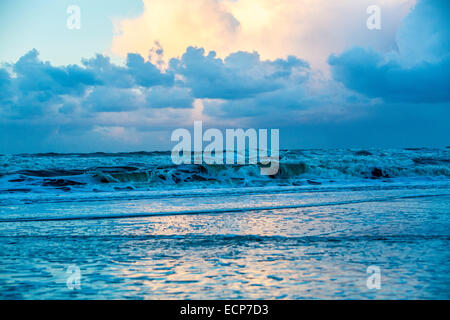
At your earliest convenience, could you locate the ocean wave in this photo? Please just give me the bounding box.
[0,148,449,194]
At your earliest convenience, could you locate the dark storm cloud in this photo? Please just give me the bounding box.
[329,48,450,103]
[329,0,450,103]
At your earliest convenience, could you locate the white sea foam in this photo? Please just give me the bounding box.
[0,148,449,204]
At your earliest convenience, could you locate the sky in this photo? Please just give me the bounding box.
[0,0,449,153]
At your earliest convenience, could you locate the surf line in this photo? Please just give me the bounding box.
[171,121,279,175]
[1,193,449,223]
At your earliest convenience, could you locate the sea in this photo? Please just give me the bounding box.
[0,148,449,299]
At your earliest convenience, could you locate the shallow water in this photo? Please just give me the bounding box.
[0,150,449,299]
[1,186,449,299]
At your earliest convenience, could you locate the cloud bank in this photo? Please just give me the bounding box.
[0,0,449,153]
[111,0,414,70]
[329,0,450,103]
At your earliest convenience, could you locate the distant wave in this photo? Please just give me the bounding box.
[0,148,449,195]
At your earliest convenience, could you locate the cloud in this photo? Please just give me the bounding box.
[328,0,450,103]
[329,47,450,103]
[84,86,145,112]
[1,49,98,118]
[0,68,12,103]
[13,49,98,96]
[0,48,197,153]
[170,46,309,99]
[146,86,194,109]
[111,0,414,71]
[111,0,241,64]
[81,53,174,88]
[0,49,181,118]
[0,46,324,152]
[202,74,370,123]
[81,54,135,88]
[126,53,174,87]
[1,0,449,153]
[396,0,450,64]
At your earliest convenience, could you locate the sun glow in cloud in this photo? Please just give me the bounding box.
[2,0,449,153]
[111,0,415,70]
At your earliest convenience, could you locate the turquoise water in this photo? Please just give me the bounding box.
[0,150,449,299]
[1,187,449,299]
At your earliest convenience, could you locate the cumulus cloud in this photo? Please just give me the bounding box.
[1,0,449,153]
[146,86,194,109]
[0,49,98,118]
[111,0,414,70]
[396,0,450,64]
[0,49,179,117]
[126,53,174,87]
[81,53,173,88]
[1,47,310,118]
[170,47,309,99]
[81,54,135,88]
[202,72,371,123]
[111,0,241,65]
[85,86,145,112]
[329,0,450,103]
[13,49,98,96]
[0,68,13,103]
[329,47,450,103]
[0,46,324,152]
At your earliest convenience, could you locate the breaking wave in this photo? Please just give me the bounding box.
[0,148,449,194]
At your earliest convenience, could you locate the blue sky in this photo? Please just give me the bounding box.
[0,0,143,65]
[0,0,449,153]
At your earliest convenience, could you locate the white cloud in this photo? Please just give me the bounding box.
[111,0,415,71]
